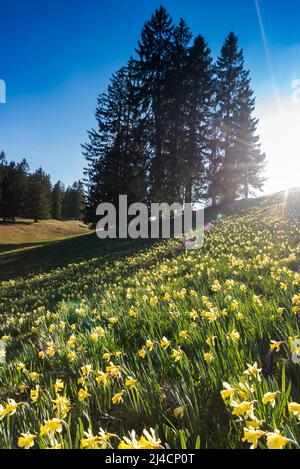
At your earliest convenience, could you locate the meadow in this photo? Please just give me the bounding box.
[1,191,300,449]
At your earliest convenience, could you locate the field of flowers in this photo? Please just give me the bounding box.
[1,192,300,449]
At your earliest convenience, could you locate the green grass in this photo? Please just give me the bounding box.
[1,189,300,449]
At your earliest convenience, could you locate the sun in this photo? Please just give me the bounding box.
[258,101,300,195]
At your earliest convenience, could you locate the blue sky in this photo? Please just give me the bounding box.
[1,0,300,193]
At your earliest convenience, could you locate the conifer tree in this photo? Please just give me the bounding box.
[1,159,29,221]
[135,5,174,202]
[63,181,85,220]
[164,19,192,203]
[25,168,52,222]
[0,151,6,216]
[83,61,148,221]
[52,181,64,219]
[184,35,214,203]
[214,33,265,203]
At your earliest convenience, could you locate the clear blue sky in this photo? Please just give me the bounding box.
[1,0,300,192]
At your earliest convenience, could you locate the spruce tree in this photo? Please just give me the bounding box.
[1,159,29,221]
[135,5,174,202]
[83,61,148,221]
[164,19,192,203]
[52,181,64,219]
[235,78,266,198]
[63,181,85,220]
[0,151,6,217]
[185,35,214,203]
[25,168,52,222]
[214,33,265,203]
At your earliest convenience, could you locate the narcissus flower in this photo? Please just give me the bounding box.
[108,316,118,324]
[78,388,90,401]
[54,379,64,393]
[179,330,188,339]
[18,432,36,449]
[220,382,235,400]
[173,405,186,419]
[204,352,214,363]
[112,391,124,405]
[40,418,62,437]
[16,362,26,372]
[270,340,284,352]
[288,402,300,419]
[52,395,71,418]
[138,348,146,359]
[171,347,183,362]
[96,371,110,385]
[206,336,217,347]
[67,334,76,348]
[29,372,40,382]
[0,399,18,419]
[118,430,142,449]
[262,391,280,407]
[242,427,265,449]
[266,430,291,450]
[227,330,240,342]
[80,429,113,449]
[243,362,262,381]
[149,296,158,306]
[245,419,265,429]
[106,364,121,377]
[125,376,137,388]
[139,428,163,449]
[160,337,171,349]
[81,364,92,375]
[30,387,39,404]
[67,351,77,362]
[102,352,113,362]
[146,340,155,351]
[232,401,255,419]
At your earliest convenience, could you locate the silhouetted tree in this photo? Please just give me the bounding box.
[83,8,266,215]
[213,33,265,202]
[185,35,214,203]
[135,5,174,203]
[83,61,148,221]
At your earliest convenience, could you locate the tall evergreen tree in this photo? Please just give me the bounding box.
[1,159,29,221]
[63,181,85,220]
[184,35,214,203]
[0,151,6,216]
[235,79,266,199]
[135,5,174,202]
[83,61,148,221]
[164,19,192,203]
[25,168,52,222]
[214,33,265,203]
[83,8,266,214]
[52,181,64,219]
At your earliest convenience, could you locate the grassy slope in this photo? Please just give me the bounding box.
[0,219,91,252]
[0,189,295,280]
[1,189,300,448]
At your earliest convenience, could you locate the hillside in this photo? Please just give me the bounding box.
[0,219,90,249]
[1,189,300,449]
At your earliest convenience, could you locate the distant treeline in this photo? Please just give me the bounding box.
[0,151,85,222]
[83,5,266,222]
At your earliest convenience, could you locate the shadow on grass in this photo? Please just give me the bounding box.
[0,242,52,254]
[0,233,157,281]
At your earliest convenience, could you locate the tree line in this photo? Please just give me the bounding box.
[0,151,85,222]
[83,5,266,222]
